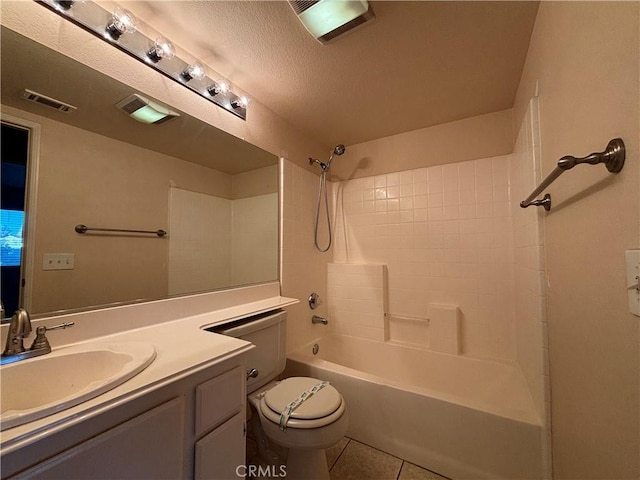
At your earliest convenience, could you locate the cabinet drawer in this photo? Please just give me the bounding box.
[195,366,243,436]
[194,412,245,480]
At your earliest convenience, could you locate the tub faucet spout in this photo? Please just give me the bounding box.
[312,315,328,325]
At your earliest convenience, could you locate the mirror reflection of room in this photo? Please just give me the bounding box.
[0,27,279,317]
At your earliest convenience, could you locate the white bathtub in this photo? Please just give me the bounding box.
[285,334,547,480]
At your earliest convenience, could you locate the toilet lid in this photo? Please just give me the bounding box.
[263,377,342,420]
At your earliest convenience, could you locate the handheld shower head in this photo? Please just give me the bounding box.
[326,144,346,170]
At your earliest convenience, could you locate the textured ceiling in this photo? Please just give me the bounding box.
[118,1,540,147]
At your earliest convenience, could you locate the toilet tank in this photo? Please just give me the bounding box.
[209,310,287,393]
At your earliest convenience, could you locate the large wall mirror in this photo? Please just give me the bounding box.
[0,26,279,320]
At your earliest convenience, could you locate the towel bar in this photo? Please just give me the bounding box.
[520,138,625,211]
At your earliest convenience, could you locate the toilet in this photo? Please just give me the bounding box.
[211,310,347,480]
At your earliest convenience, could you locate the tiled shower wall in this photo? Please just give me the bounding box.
[279,102,547,418]
[510,97,549,427]
[331,155,517,362]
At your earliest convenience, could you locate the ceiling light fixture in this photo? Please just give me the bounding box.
[38,0,249,120]
[115,94,180,125]
[289,0,375,44]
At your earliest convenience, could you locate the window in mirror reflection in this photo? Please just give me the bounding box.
[1,122,30,318]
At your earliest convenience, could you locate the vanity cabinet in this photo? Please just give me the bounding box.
[11,398,186,479]
[3,356,248,480]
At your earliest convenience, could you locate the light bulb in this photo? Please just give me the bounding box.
[181,62,206,82]
[146,37,175,63]
[231,96,249,109]
[54,0,74,11]
[105,7,137,40]
[207,81,229,96]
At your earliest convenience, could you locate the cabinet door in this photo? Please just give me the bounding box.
[194,413,245,480]
[13,397,185,480]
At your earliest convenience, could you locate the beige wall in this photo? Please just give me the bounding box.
[281,160,332,352]
[232,165,278,199]
[330,109,514,182]
[513,2,640,478]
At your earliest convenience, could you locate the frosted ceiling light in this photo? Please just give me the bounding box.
[115,94,180,125]
[291,0,375,43]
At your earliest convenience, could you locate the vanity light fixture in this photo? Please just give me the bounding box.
[181,63,206,82]
[206,81,229,96]
[105,7,137,41]
[146,37,175,63]
[231,96,249,110]
[54,0,74,11]
[38,0,249,120]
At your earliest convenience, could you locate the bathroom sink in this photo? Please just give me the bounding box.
[0,341,156,430]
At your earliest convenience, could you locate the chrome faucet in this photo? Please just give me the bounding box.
[312,315,328,325]
[3,309,32,357]
[1,309,74,365]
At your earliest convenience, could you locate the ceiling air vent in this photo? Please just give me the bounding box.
[21,89,77,113]
[289,0,374,44]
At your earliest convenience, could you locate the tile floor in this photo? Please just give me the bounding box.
[327,438,449,480]
[247,433,450,480]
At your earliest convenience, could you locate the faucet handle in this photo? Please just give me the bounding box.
[29,322,75,352]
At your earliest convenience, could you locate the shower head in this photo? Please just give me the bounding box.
[326,144,346,170]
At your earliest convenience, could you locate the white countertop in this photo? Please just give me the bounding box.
[0,294,298,452]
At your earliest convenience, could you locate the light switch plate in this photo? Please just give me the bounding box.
[42,253,75,270]
[625,250,640,317]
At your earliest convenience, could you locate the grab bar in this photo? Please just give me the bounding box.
[75,224,167,237]
[520,138,625,211]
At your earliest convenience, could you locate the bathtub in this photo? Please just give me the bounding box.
[285,334,547,480]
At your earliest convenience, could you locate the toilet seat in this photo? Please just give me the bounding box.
[259,377,345,429]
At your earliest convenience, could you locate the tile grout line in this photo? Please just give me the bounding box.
[328,438,352,472]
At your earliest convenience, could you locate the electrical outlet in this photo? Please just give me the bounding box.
[42,253,75,271]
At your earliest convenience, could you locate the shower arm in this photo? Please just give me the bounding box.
[309,158,328,172]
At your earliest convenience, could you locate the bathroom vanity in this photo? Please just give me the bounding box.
[0,285,298,479]
[3,357,247,479]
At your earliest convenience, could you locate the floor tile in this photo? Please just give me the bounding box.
[398,462,450,480]
[326,437,350,470]
[329,440,402,480]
